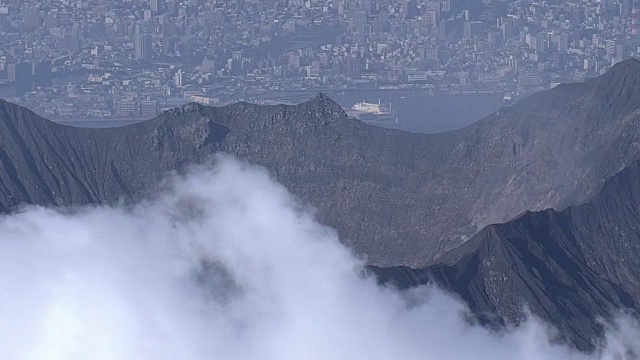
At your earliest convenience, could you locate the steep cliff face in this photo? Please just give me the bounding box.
[453,59,640,233]
[371,159,640,351]
[2,61,640,267]
[0,99,228,210]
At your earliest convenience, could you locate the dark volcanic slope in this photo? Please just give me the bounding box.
[3,60,640,266]
[206,59,640,266]
[371,158,640,350]
[0,102,229,208]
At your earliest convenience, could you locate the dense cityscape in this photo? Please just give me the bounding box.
[0,0,639,119]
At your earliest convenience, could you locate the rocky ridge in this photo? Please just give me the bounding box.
[2,61,640,267]
[371,157,640,350]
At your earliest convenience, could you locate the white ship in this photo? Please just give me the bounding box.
[503,92,517,106]
[345,99,399,128]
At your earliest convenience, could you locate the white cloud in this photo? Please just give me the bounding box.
[0,155,637,360]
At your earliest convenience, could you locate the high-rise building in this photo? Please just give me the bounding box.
[622,0,633,16]
[616,44,630,63]
[33,61,52,88]
[632,0,640,35]
[150,0,160,13]
[162,36,178,56]
[114,98,138,116]
[174,69,183,87]
[140,99,158,115]
[7,62,33,95]
[605,39,617,56]
[557,33,570,52]
[463,21,482,40]
[134,34,153,61]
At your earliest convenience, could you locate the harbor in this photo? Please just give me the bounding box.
[255,90,505,133]
[52,90,509,133]
[345,99,400,129]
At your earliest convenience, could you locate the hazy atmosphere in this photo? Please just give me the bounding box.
[4,0,640,357]
[0,156,637,360]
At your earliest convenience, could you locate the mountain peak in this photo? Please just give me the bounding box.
[0,97,59,128]
[581,57,640,123]
[162,102,203,117]
[303,92,345,115]
[606,58,640,76]
[595,58,640,90]
[309,92,332,103]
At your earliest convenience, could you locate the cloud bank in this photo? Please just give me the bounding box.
[0,156,637,360]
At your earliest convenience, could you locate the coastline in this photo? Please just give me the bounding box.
[44,90,506,133]
[51,116,151,122]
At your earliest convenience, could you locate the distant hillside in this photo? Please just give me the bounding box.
[2,60,640,267]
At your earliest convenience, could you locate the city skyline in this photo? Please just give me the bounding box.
[0,0,639,119]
